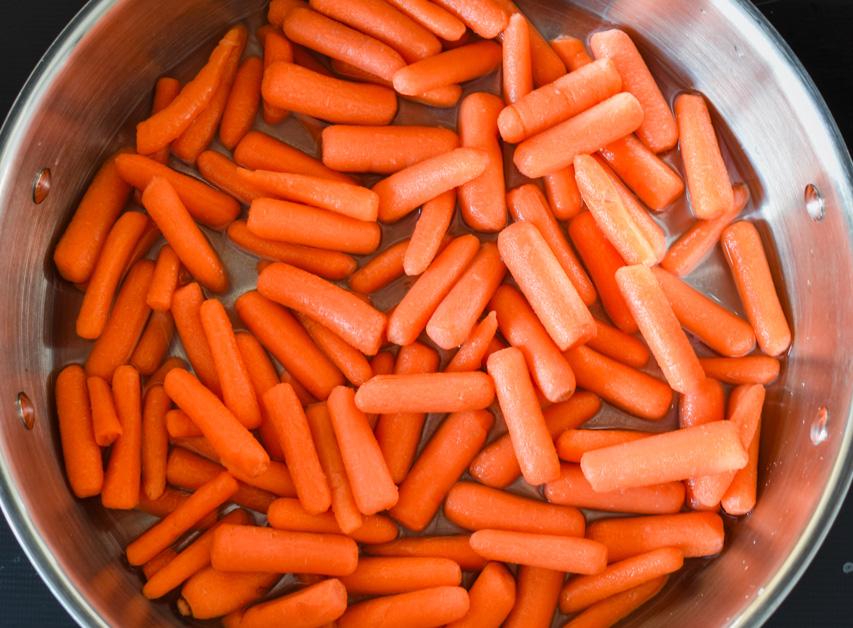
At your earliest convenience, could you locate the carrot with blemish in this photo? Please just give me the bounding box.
[503,13,533,104]
[503,565,563,628]
[445,311,498,373]
[470,529,608,574]
[130,311,174,376]
[56,365,104,498]
[349,239,410,293]
[171,283,221,397]
[219,55,263,150]
[87,376,122,447]
[235,130,355,184]
[393,40,502,95]
[146,245,182,313]
[101,366,142,510]
[551,36,593,71]
[405,191,455,275]
[431,0,508,38]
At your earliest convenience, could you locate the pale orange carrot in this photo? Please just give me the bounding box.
[502,13,533,104]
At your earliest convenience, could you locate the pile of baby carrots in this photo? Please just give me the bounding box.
[51,0,792,626]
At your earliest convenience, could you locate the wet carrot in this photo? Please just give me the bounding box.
[598,134,684,211]
[503,565,563,628]
[431,0,508,38]
[170,283,221,396]
[470,529,607,574]
[146,245,181,313]
[699,356,780,385]
[445,561,516,628]
[256,27,294,125]
[563,575,668,628]
[179,567,280,620]
[356,372,495,413]
[148,78,182,165]
[338,585,470,628]
[136,486,191,519]
[221,459,297,498]
[130,311,174,376]
[366,535,488,571]
[166,409,202,438]
[224,578,347,628]
[545,166,583,221]
[503,13,533,104]
[296,313,373,387]
[340,556,461,595]
[492,0,567,86]
[556,430,652,464]
[384,0,466,41]
[405,191,455,275]
[142,548,177,581]
[86,376,122,447]
[550,36,593,71]
[219,55,263,151]
[196,150,266,206]
[349,239,409,294]
[445,311,498,373]
[267,497,397,543]
[722,415,761,516]
[56,365,104,498]
[587,318,650,368]
[234,130,355,184]
[393,40,502,96]
[145,356,189,392]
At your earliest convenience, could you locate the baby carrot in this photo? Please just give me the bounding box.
[470,529,608,574]
[365,535,488,572]
[487,347,561,486]
[390,410,494,531]
[587,317,650,368]
[54,148,134,284]
[141,177,228,293]
[267,497,397,543]
[580,421,748,492]
[227,220,357,280]
[550,36,593,71]
[221,459,297,499]
[498,221,596,351]
[86,376,122,447]
[235,291,346,400]
[219,55,263,151]
[179,567,280,620]
[338,585,470,628]
[115,153,240,229]
[170,283,221,396]
[85,260,155,381]
[405,191,455,275]
[136,486,191,519]
[166,409,202,438]
[384,0,466,41]
[457,93,506,233]
[130,311,173,376]
[586,512,725,563]
[264,60,398,125]
[503,565,563,628]
[235,130,355,184]
[503,13,533,104]
[651,266,756,357]
[374,147,489,223]
[544,166,583,221]
[328,386,399,515]
[146,245,181,313]
[387,234,480,345]
[699,356,780,385]
[489,284,576,403]
[492,0,567,86]
[661,183,750,276]
[431,0,508,38]
[498,58,622,144]
[145,356,188,392]
[349,239,409,294]
[375,342,439,484]
[136,27,242,155]
[326,69,462,110]
[445,311,498,373]
[258,262,387,355]
[507,183,596,305]
[339,556,461,595]
[211,524,358,575]
[248,198,380,255]
[679,377,725,433]
[589,29,678,153]
[224,578,347,628]
[268,0,310,27]
[199,299,263,429]
[164,368,270,478]
[556,430,652,464]
[142,548,177,581]
[599,134,684,210]
[56,365,104,498]
[722,416,761,516]
[564,346,672,420]
[563,576,668,628]
[196,150,266,206]
[427,241,507,350]
[239,169,379,222]
[722,221,792,356]
[296,313,373,387]
[355,372,495,414]
[257,27,293,126]
[544,464,685,515]
[468,391,602,488]
[76,211,151,339]
[445,561,516,628]
[392,40,502,96]
[514,92,644,179]
[675,93,734,219]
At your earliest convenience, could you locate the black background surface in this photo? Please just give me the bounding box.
[0,1,850,626]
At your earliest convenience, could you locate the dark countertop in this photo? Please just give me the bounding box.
[0,1,850,626]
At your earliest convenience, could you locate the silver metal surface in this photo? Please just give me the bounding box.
[0,0,850,626]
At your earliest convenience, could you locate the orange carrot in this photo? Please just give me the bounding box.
[491,0,567,86]
[221,459,297,499]
[137,27,243,155]
[136,486,192,518]
[56,365,104,498]
[54,148,134,284]
[258,262,387,355]
[365,536,488,571]
[586,512,725,563]
[390,410,493,531]
[445,311,498,373]
[235,291,346,400]
[224,578,347,628]
[166,409,202,438]
[355,372,495,413]
[146,245,181,313]
[130,311,174,376]
[699,356,780,385]
[234,130,355,184]
[297,313,373,387]
[219,55,263,150]
[589,29,678,153]
[503,565,563,628]
[248,198,380,255]
[722,415,761,516]
[267,497,397,544]
[76,211,151,339]
[555,430,652,464]
[179,566,280,620]
[405,191,455,275]
[502,13,533,104]
[430,0,508,38]
[327,386,399,515]
[196,150,267,206]
[339,556,461,595]
[227,220,357,280]
[514,92,644,179]
[145,356,188,392]
[85,260,155,381]
[142,548,177,581]
[551,36,593,71]
[257,27,294,125]
[675,93,733,219]
[661,183,750,276]
[498,58,621,144]
[498,221,595,351]
[211,524,358,575]
[349,239,410,294]
[544,464,685,515]
[86,376,122,447]
[170,283,221,396]
[384,0,466,41]
[141,385,171,501]
[141,177,228,293]
[164,368,270,478]
[580,421,748,492]
[469,391,601,488]
[338,585,470,628]
[507,183,596,306]
[562,576,668,628]
[262,383,331,515]
[426,241,507,350]
[456,93,506,233]
[722,221,792,356]
[392,40,502,96]
[587,317,650,368]
[544,166,583,221]
[651,266,756,357]
[370,351,396,376]
[375,342,440,484]
[101,366,141,510]
[114,153,240,230]
[470,529,607,574]
[238,168,379,221]
[445,561,516,628]
[268,0,310,27]
[387,234,480,346]
[598,134,683,210]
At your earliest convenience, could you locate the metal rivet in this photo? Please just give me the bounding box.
[843,562,853,574]
[810,406,829,445]
[16,392,34,430]
[33,168,51,204]
[805,183,824,222]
